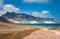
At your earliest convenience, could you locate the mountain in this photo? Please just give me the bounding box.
[0,16,12,23]
[1,12,56,24]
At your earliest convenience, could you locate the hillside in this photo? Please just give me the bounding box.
[0,16,11,23]
[1,12,55,24]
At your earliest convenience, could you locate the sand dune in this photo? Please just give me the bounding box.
[23,29,60,39]
[0,22,39,39]
[0,22,60,39]
[0,28,38,39]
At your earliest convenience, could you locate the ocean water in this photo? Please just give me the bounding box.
[17,23,60,27]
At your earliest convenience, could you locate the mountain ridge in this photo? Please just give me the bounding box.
[1,12,56,24]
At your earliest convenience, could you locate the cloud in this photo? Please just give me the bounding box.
[2,4,20,13]
[0,0,4,16]
[0,4,20,16]
[22,0,51,4]
[0,0,3,10]
[31,10,52,18]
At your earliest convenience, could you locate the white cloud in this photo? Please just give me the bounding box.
[31,10,52,18]
[0,0,3,10]
[26,13,30,14]
[2,4,20,13]
[22,0,51,4]
[0,0,4,16]
[0,4,20,16]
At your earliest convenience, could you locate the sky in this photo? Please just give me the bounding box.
[0,0,60,23]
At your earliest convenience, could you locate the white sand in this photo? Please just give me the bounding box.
[23,28,60,39]
[54,31,60,36]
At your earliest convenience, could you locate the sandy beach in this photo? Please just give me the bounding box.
[23,28,60,39]
[0,22,60,39]
[0,22,39,39]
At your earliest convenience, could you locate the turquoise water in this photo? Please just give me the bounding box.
[17,23,60,27]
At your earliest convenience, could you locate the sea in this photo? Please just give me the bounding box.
[17,23,60,27]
